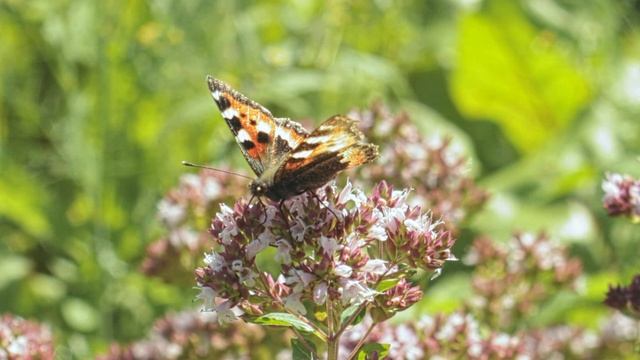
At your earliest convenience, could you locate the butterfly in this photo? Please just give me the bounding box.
[206,76,378,202]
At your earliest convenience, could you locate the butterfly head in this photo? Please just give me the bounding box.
[249,179,268,197]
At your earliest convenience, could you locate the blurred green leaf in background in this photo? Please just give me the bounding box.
[451,0,592,153]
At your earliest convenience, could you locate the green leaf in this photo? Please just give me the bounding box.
[451,0,591,153]
[292,338,317,360]
[357,343,390,360]
[376,278,400,292]
[254,312,314,333]
[0,255,32,290]
[0,165,50,238]
[340,303,366,327]
[28,274,66,302]
[61,298,99,332]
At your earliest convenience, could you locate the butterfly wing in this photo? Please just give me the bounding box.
[207,76,272,175]
[271,115,378,196]
[207,76,311,178]
[271,117,309,164]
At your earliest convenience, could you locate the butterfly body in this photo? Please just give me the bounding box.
[207,76,378,201]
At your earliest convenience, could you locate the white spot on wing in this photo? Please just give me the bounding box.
[304,135,330,144]
[327,142,349,153]
[276,127,297,148]
[237,129,251,143]
[257,121,272,134]
[222,107,238,119]
[212,90,221,101]
[291,149,313,159]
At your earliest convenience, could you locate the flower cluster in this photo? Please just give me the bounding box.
[0,314,54,360]
[338,232,634,360]
[341,312,520,360]
[519,325,604,359]
[602,172,640,219]
[98,310,287,360]
[464,232,583,331]
[604,274,640,319]
[343,312,637,360]
[195,180,455,354]
[142,169,246,280]
[341,311,628,360]
[349,103,488,228]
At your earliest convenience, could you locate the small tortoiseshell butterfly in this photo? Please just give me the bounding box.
[206,76,378,201]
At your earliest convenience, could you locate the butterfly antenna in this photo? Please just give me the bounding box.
[181,161,253,180]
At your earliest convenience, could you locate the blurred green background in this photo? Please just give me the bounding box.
[1,0,640,357]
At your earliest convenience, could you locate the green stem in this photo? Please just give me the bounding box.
[328,338,339,360]
[327,298,339,360]
[335,302,367,338]
[346,322,376,360]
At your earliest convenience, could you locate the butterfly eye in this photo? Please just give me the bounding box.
[250,182,265,196]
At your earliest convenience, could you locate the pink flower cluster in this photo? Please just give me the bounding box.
[341,313,520,360]
[339,233,634,359]
[602,172,640,219]
[98,310,285,360]
[350,103,488,227]
[465,233,583,330]
[142,169,246,279]
[342,312,633,360]
[194,180,455,325]
[0,314,54,360]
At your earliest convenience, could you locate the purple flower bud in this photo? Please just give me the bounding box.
[604,285,629,310]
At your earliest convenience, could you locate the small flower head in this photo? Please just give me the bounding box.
[604,275,640,319]
[374,279,423,321]
[0,314,54,359]
[602,172,640,219]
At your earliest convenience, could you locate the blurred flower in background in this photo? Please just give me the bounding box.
[142,168,247,281]
[339,233,636,359]
[464,232,583,331]
[0,314,54,360]
[351,103,488,229]
[98,311,286,360]
[602,172,640,220]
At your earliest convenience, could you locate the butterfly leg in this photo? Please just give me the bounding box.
[277,200,296,241]
[307,190,340,222]
[306,189,347,240]
[247,194,267,225]
[257,198,269,226]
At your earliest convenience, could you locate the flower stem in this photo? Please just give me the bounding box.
[328,339,339,360]
[346,322,376,360]
[335,302,366,338]
[327,298,339,360]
